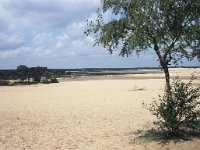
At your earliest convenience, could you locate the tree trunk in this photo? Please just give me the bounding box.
[163,65,171,94]
[154,45,178,134]
[153,44,171,94]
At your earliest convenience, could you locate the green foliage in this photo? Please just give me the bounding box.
[29,66,48,82]
[42,71,54,79]
[16,65,47,82]
[41,71,59,83]
[15,65,57,83]
[86,0,200,138]
[0,66,59,85]
[16,65,29,81]
[85,0,200,63]
[149,78,200,135]
[40,77,51,84]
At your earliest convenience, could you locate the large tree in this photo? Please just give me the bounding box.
[86,0,200,133]
[86,0,200,100]
[16,65,29,81]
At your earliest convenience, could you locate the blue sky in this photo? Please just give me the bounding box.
[0,0,199,69]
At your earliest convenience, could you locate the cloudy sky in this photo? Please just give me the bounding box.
[0,0,199,69]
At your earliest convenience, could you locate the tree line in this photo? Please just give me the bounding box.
[0,65,58,85]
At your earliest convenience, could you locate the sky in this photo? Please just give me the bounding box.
[0,0,199,69]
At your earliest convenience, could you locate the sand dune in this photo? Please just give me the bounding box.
[0,68,199,149]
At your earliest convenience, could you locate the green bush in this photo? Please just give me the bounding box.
[149,77,200,135]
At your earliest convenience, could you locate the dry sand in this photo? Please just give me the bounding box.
[0,68,200,150]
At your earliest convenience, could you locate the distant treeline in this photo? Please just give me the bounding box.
[50,66,200,74]
[1,66,200,77]
[0,65,58,85]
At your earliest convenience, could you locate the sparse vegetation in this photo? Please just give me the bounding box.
[148,77,200,136]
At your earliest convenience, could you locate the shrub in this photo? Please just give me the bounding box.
[149,77,200,135]
[51,78,59,83]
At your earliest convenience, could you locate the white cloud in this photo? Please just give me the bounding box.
[1,0,100,28]
[33,33,53,46]
[0,0,198,69]
[56,34,69,41]
[8,34,24,44]
[0,47,32,58]
[0,33,24,50]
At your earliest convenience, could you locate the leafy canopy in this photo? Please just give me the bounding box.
[86,0,200,64]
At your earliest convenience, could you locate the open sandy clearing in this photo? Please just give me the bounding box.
[0,70,200,149]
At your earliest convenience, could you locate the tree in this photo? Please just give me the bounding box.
[85,0,200,133]
[16,65,29,81]
[16,65,48,82]
[29,66,48,82]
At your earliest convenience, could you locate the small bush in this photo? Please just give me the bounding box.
[51,78,59,83]
[149,77,200,135]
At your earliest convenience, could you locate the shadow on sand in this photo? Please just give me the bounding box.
[133,121,200,145]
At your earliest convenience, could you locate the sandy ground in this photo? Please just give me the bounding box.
[0,68,200,150]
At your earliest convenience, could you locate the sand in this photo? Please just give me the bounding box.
[0,68,200,150]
